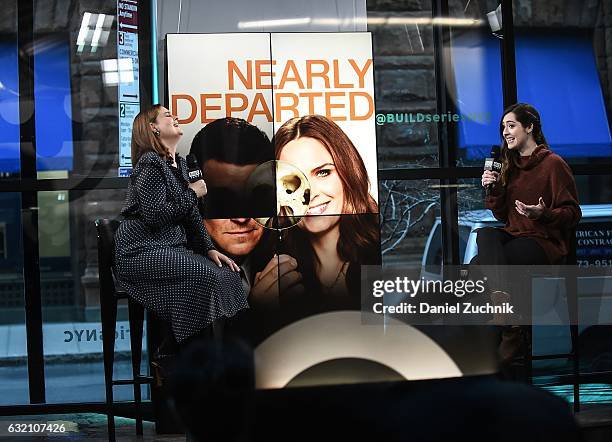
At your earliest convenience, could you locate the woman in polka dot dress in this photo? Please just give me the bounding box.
[114,105,247,343]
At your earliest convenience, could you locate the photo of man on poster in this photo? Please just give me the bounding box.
[189,117,304,309]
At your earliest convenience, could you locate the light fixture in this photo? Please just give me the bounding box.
[236,16,482,29]
[237,17,311,29]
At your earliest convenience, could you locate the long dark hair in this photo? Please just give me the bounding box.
[130,104,172,165]
[274,115,380,294]
[499,103,548,186]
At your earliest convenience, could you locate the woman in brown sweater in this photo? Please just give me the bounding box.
[479,103,581,266]
[476,102,581,363]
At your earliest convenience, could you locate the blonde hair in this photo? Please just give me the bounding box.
[130,104,172,165]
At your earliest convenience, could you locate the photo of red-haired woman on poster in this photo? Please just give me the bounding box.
[272,114,380,307]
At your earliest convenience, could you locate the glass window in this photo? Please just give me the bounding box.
[0,2,19,179]
[29,0,143,402]
[367,1,440,169]
[379,179,440,268]
[451,28,502,167]
[39,188,146,403]
[34,1,126,179]
[509,1,611,167]
[0,2,28,406]
[34,38,75,174]
[0,193,28,405]
[576,175,612,205]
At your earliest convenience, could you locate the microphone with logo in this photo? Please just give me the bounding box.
[186,154,204,184]
[483,145,502,196]
[186,154,207,216]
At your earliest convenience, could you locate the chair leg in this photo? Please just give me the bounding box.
[567,272,580,413]
[524,325,533,384]
[101,297,118,442]
[570,323,580,412]
[129,299,145,435]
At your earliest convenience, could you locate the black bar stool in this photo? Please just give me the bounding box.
[525,228,580,412]
[95,218,153,441]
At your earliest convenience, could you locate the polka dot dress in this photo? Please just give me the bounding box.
[114,151,247,343]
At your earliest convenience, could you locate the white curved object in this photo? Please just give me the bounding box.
[254,311,462,388]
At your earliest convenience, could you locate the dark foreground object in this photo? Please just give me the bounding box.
[169,341,582,442]
[249,377,582,442]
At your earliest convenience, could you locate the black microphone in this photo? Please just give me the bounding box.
[187,154,206,215]
[186,154,204,184]
[483,145,502,196]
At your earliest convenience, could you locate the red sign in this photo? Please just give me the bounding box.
[118,0,138,33]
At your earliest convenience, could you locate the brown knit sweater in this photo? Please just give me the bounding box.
[485,145,581,264]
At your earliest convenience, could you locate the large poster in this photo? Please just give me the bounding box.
[166,33,383,388]
[167,32,378,210]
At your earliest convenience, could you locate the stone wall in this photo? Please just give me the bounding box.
[367,0,438,170]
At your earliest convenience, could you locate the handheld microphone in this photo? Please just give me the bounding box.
[187,154,206,215]
[483,145,502,196]
[186,154,204,184]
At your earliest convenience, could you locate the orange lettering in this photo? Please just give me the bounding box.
[172,94,197,124]
[325,92,346,121]
[247,93,273,122]
[255,60,275,90]
[306,60,330,89]
[275,93,299,121]
[228,60,252,90]
[349,59,372,88]
[349,92,374,120]
[333,60,352,88]
[299,92,323,114]
[225,93,248,116]
[277,60,305,89]
[200,94,222,123]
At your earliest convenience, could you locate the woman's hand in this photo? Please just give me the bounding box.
[207,249,240,272]
[481,170,500,188]
[189,179,207,198]
[515,197,546,220]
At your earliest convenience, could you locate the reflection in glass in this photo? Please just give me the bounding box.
[0,193,28,405]
[512,1,612,166]
[38,188,145,403]
[379,179,441,268]
[367,2,439,169]
[0,11,20,179]
[34,1,120,179]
